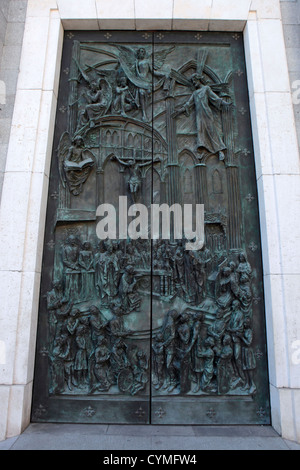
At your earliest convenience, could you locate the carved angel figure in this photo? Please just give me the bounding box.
[76,78,112,133]
[57,133,95,196]
[114,45,174,121]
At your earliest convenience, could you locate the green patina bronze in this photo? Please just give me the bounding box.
[32,31,270,425]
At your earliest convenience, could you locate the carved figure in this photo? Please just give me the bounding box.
[62,235,81,301]
[207,307,227,353]
[216,333,233,394]
[50,333,71,394]
[79,241,95,300]
[119,265,141,313]
[47,279,72,342]
[236,252,253,314]
[74,57,112,132]
[241,317,256,393]
[80,78,112,129]
[115,45,173,121]
[152,332,165,390]
[227,300,246,388]
[112,154,159,200]
[113,76,137,117]
[197,336,215,391]
[100,240,120,301]
[92,336,112,392]
[160,309,179,392]
[58,133,95,196]
[175,73,231,160]
[74,325,88,389]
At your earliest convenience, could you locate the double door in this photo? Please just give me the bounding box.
[31,31,270,425]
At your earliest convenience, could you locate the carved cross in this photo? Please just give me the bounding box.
[155,407,166,419]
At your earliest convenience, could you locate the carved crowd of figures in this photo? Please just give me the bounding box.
[47,228,256,396]
[47,286,148,396]
[60,234,213,308]
[152,251,256,395]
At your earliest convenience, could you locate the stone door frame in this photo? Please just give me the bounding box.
[0,0,299,442]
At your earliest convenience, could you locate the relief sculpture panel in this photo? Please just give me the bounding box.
[32,31,270,425]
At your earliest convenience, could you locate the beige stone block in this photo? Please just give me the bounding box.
[12,272,41,384]
[42,15,64,97]
[56,0,98,19]
[0,386,10,441]
[263,273,300,389]
[244,18,265,95]
[61,19,100,30]
[22,171,49,274]
[257,174,300,276]
[263,274,290,387]
[269,384,282,435]
[272,175,300,274]
[208,19,246,31]
[249,92,272,180]
[135,18,172,30]
[249,92,300,178]
[17,17,50,90]
[172,19,209,30]
[4,89,42,173]
[264,92,300,175]
[250,0,281,19]
[26,0,57,17]
[256,175,282,275]
[210,0,251,20]
[135,0,173,19]
[32,91,57,177]
[280,275,300,390]
[98,19,135,29]
[6,383,33,438]
[278,388,299,442]
[0,172,32,272]
[0,271,23,384]
[96,2,136,30]
[96,0,135,19]
[173,0,212,19]
[257,19,290,92]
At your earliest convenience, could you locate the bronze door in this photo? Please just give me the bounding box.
[31,31,270,425]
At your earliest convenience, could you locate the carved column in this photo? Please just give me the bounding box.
[226,164,242,249]
[68,40,80,136]
[222,100,242,249]
[194,163,208,207]
[164,93,181,242]
[165,95,180,206]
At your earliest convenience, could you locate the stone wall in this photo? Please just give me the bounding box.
[0,0,299,443]
[0,0,27,201]
[280,0,300,149]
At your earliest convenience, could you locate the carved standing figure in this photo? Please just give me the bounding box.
[78,241,95,300]
[160,309,180,392]
[198,336,215,391]
[241,316,256,393]
[175,73,231,160]
[119,265,141,313]
[112,154,159,201]
[227,300,246,388]
[152,331,165,390]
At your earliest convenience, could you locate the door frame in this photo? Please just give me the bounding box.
[0,0,299,441]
